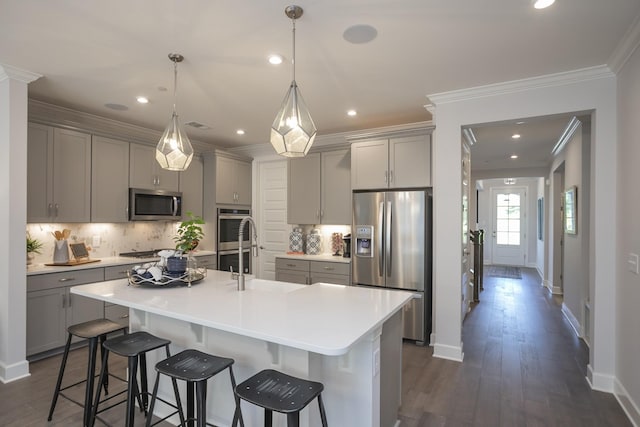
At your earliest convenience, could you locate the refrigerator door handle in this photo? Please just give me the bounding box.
[378,201,384,278]
[386,201,392,276]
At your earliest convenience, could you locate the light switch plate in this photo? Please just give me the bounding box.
[628,253,639,275]
[92,235,101,248]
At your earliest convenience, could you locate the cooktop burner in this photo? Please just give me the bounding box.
[119,249,172,259]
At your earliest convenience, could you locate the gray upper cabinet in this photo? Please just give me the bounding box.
[91,136,130,222]
[27,123,91,223]
[216,154,252,205]
[351,134,431,190]
[179,155,204,218]
[129,143,179,192]
[288,149,351,225]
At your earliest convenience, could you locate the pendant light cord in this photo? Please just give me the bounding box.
[172,59,178,115]
[291,16,296,83]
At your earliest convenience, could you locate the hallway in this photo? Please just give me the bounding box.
[400,267,630,426]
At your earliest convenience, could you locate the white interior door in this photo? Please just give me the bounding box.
[491,187,526,266]
[255,160,289,280]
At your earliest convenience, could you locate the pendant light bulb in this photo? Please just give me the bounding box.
[156,53,194,171]
[270,5,317,158]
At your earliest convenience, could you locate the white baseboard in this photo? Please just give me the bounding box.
[0,359,30,384]
[429,332,436,346]
[561,303,583,338]
[433,343,464,362]
[544,279,563,295]
[526,261,537,269]
[614,378,640,426]
[586,364,615,393]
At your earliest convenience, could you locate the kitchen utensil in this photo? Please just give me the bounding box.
[62,229,71,239]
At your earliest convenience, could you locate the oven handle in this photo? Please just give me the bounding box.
[218,214,249,220]
[218,249,251,256]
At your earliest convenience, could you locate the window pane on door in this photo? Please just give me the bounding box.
[496,192,521,246]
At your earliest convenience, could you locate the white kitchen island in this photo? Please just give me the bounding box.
[71,270,414,427]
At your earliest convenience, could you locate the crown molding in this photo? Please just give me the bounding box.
[229,120,435,158]
[427,65,614,106]
[551,116,581,156]
[608,14,640,73]
[28,99,217,153]
[0,64,41,84]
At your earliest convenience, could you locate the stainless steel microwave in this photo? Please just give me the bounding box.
[129,188,182,221]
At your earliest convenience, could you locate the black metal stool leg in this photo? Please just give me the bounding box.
[140,352,149,414]
[126,355,139,427]
[286,411,300,427]
[90,348,110,427]
[47,332,72,421]
[318,394,328,427]
[99,334,109,395]
[265,408,273,427]
[196,381,207,427]
[83,336,99,427]
[165,346,186,427]
[144,373,161,427]
[187,381,195,427]
[228,367,244,427]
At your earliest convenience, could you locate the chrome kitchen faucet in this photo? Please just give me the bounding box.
[235,216,258,291]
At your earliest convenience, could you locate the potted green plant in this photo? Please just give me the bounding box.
[26,233,43,265]
[169,212,205,273]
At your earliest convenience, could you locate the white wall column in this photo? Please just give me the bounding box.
[0,64,41,382]
[427,66,617,388]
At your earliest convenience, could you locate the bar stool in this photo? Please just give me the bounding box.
[47,318,127,427]
[146,349,245,427]
[90,331,179,427]
[233,369,328,427]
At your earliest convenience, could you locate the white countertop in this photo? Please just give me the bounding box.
[277,253,351,263]
[26,250,216,276]
[70,270,413,356]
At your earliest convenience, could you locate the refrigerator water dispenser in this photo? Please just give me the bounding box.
[355,225,374,257]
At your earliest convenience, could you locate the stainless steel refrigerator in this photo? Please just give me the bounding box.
[352,189,432,343]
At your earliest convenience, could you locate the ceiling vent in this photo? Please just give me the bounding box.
[184,121,211,130]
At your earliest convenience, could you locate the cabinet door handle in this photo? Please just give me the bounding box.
[384,171,388,183]
[61,294,66,308]
[54,204,59,217]
[58,277,76,282]
[323,267,335,271]
[120,314,129,319]
[48,203,53,217]
[389,170,394,183]
[286,263,297,268]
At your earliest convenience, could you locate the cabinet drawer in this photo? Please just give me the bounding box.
[105,264,139,280]
[276,270,309,285]
[105,304,129,328]
[27,268,105,292]
[310,272,350,286]
[195,255,216,269]
[310,261,350,276]
[275,258,310,272]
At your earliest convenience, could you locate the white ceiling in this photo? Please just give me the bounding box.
[1,1,639,165]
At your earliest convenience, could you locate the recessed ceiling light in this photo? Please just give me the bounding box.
[516,121,525,125]
[347,110,357,117]
[510,154,519,159]
[534,0,555,9]
[268,54,283,65]
[236,129,245,135]
[136,96,149,104]
[512,134,521,139]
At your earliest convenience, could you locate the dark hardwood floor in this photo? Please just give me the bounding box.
[0,267,630,426]
[399,267,631,427]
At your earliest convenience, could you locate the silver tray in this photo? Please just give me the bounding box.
[127,268,207,287]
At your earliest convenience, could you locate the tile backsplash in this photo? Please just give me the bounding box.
[27,222,213,264]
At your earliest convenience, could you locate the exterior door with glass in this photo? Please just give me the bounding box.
[491,187,526,266]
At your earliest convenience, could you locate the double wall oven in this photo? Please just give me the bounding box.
[217,208,251,274]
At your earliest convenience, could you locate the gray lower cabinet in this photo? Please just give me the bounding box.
[27,268,105,356]
[194,254,216,270]
[275,258,350,285]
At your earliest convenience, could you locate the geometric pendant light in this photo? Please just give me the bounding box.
[156,53,194,171]
[270,5,317,157]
